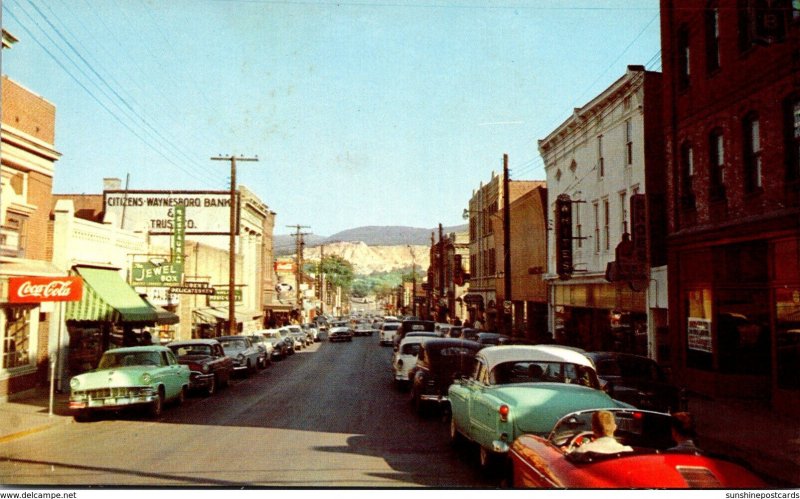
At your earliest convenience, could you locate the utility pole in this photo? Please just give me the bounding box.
[439,223,445,304]
[288,224,311,322]
[212,154,258,336]
[407,245,417,317]
[503,153,512,336]
[319,244,325,314]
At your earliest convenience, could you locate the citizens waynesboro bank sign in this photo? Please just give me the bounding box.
[103,190,240,235]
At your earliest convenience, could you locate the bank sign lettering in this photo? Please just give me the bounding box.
[103,190,239,235]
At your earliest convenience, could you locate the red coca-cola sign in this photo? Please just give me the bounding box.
[8,276,83,303]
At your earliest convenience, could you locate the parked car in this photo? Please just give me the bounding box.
[280,326,305,351]
[276,328,296,355]
[260,329,290,360]
[218,335,261,375]
[462,328,481,341]
[167,339,233,395]
[585,351,687,413]
[303,323,319,342]
[475,332,511,347]
[393,319,437,350]
[448,345,633,470]
[68,345,190,420]
[392,336,428,390]
[245,332,274,368]
[328,326,353,342]
[286,325,311,347]
[379,322,401,346]
[408,338,481,415]
[509,408,765,488]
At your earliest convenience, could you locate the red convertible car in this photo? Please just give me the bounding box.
[509,408,766,488]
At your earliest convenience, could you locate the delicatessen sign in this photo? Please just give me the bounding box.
[103,190,239,235]
[8,276,83,303]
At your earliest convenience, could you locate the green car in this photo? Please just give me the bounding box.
[448,345,633,469]
[69,345,190,421]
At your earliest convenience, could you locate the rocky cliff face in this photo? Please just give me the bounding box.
[303,241,430,275]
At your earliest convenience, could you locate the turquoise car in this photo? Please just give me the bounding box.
[69,345,190,421]
[448,345,633,469]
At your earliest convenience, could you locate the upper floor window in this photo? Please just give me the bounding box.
[743,113,762,193]
[597,135,605,178]
[681,142,696,208]
[625,119,633,166]
[603,198,610,251]
[786,95,800,181]
[678,24,691,90]
[709,129,726,200]
[593,202,600,253]
[705,4,721,73]
[619,192,628,234]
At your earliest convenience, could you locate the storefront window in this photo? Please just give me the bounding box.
[2,307,32,369]
[776,288,800,390]
[686,288,713,370]
[717,289,770,375]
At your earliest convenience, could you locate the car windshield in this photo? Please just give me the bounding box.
[490,361,600,388]
[169,344,212,356]
[99,351,162,368]
[549,409,675,451]
[383,324,399,331]
[220,339,247,350]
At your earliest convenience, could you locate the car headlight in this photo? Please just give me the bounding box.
[237,354,245,362]
[69,378,79,389]
[141,373,152,384]
[202,364,210,373]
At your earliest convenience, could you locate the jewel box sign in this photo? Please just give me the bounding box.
[8,276,84,303]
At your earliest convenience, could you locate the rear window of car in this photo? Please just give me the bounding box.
[383,324,399,331]
[491,361,599,388]
[401,343,421,355]
[220,339,246,349]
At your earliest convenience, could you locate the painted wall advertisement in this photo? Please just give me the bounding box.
[104,190,239,235]
[687,317,712,353]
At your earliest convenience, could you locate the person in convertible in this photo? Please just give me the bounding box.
[570,410,634,455]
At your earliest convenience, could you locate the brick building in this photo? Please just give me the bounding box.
[661,0,800,412]
[0,35,64,399]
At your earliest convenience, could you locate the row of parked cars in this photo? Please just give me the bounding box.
[383,318,765,489]
[67,323,322,421]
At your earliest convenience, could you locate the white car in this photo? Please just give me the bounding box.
[280,326,305,351]
[392,336,427,389]
[379,322,400,346]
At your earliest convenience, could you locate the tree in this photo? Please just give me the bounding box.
[317,255,354,293]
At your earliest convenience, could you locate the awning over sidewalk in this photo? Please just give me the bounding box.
[66,266,158,323]
[192,306,263,324]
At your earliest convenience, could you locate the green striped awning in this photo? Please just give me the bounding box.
[66,267,158,323]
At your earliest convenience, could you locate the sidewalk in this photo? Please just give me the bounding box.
[0,388,71,445]
[688,393,800,488]
[0,388,797,487]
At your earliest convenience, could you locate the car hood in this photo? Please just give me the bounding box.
[72,367,150,389]
[489,383,630,435]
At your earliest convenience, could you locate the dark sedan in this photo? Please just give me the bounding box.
[474,332,511,347]
[167,339,233,395]
[585,351,687,413]
[328,326,353,342]
[408,338,481,416]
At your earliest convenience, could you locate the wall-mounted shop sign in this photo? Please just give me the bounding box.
[103,190,239,235]
[7,276,83,303]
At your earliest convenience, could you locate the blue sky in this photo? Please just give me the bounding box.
[2,0,661,236]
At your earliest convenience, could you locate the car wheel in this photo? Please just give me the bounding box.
[73,409,94,422]
[412,390,427,417]
[207,376,217,396]
[449,417,465,447]
[148,389,164,418]
[246,360,255,375]
[176,386,186,405]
